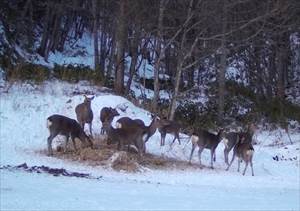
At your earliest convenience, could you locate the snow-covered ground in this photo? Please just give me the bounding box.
[0,81,300,210]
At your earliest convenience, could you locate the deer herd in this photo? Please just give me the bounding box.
[47,95,256,176]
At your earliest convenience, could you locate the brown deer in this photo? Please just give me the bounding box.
[158,119,181,146]
[226,126,255,176]
[75,95,94,137]
[223,132,240,165]
[189,128,224,169]
[102,119,147,156]
[46,114,93,156]
[116,114,159,143]
[100,107,119,134]
[223,124,257,165]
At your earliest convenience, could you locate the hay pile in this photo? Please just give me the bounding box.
[39,135,198,172]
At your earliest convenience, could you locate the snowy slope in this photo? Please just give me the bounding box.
[0,81,300,210]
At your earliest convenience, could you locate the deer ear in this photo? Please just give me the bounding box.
[91,96,95,100]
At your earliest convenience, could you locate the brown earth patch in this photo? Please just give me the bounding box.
[37,135,201,173]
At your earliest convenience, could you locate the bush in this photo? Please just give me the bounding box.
[52,63,104,85]
[174,100,217,132]
[6,62,50,83]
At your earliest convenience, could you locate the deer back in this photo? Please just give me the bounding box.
[195,128,224,148]
[116,117,145,130]
[158,119,180,133]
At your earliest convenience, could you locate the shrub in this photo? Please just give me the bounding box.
[52,63,104,85]
[6,62,50,83]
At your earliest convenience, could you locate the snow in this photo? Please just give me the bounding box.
[1,81,300,210]
[47,34,94,68]
[2,170,298,210]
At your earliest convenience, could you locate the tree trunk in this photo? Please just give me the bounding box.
[169,0,194,121]
[106,33,115,82]
[217,0,228,125]
[114,0,127,94]
[38,2,53,58]
[152,0,166,112]
[92,0,100,73]
[125,28,140,96]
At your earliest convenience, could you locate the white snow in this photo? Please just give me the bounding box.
[0,81,300,210]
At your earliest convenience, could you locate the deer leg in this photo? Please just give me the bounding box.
[242,161,249,176]
[171,135,177,145]
[213,151,216,162]
[198,147,204,168]
[224,148,229,165]
[136,138,144,157]
[226,152,236,171]
[71,136,77,152]
[47,132,58,156]
[250,158,254,176]
[176,132,181,145]
[210,150,215,169]
[80,121,84,130]
[86,136,94,149]
[89,123,93,138]
[64,135,70,153]
[161,133,166,146]
[144,134,150,143]
[237,158,241,172]
[189,144,196,164]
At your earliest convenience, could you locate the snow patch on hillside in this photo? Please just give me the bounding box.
[0,80,299,210]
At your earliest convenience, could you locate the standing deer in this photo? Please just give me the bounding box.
[47,114,93,156]
[75,95,94,137]
[158,119,181,146]
[189,128,224,169]
[223,132,239,165]
[116,114,159,143]
[226,125,255,176]
[103,119,147,156]
[223,123,257,165]
[100,107,119,134]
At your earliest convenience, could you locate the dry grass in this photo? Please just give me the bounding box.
[37,135,200,173]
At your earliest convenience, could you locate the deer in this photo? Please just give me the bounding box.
[116,114,159,143]
[46,114,93,156]
[189,128,224,169]
[102,118,147,156]
[223,132,240,165]
[158,119,181,146]
[75,95,94,137]
[226,125,255,176]
[223,123,257,165]
[100,107,119,134]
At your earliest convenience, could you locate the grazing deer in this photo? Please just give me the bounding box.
[102,119,147,156]
[116,114,159,143]
[189,128,224,169]
[100,107,119,134]
[158,119,181,146]
[223,123,257,165]
[75,95,94,137]
[46,114,93,156]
